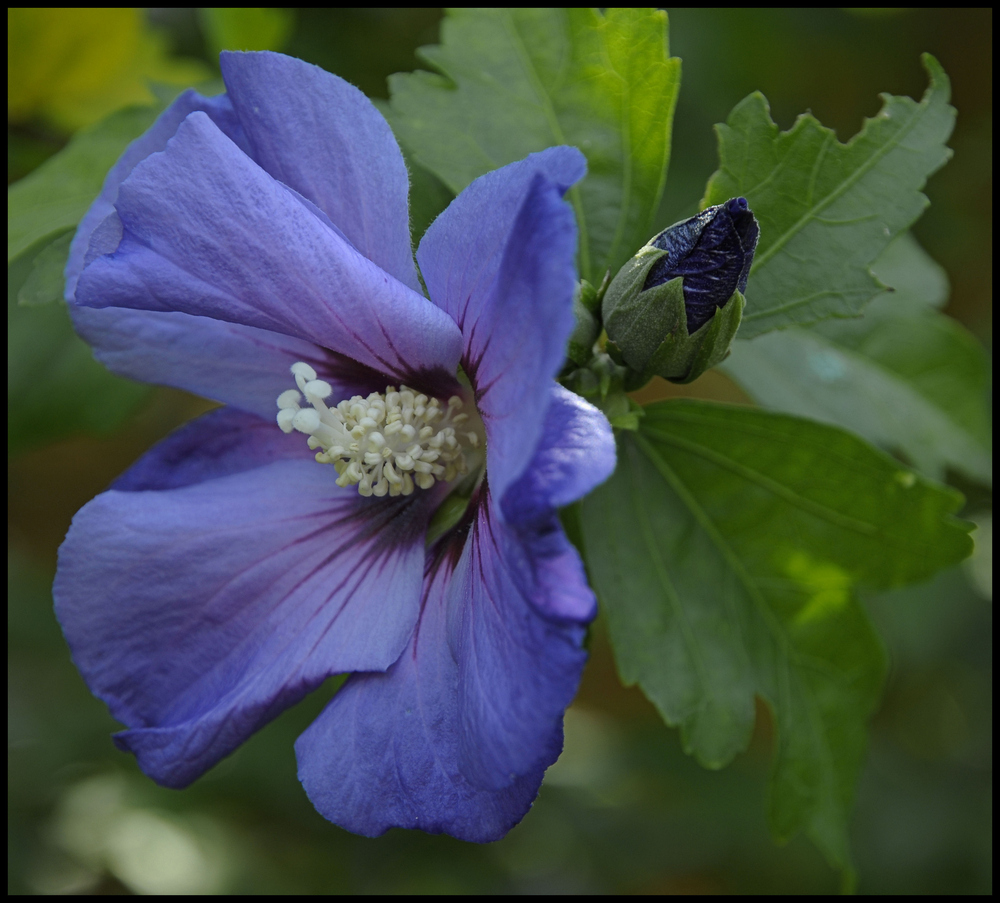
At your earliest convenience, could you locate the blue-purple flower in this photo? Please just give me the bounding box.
[53,51,615,841]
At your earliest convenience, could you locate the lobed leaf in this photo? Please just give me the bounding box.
[388,7,681,284]
[375,97,456,250]
[703,54,955,337]
[723,234,992,484]
[581,400,972,871]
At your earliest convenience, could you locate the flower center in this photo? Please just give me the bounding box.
[276,362,482,498]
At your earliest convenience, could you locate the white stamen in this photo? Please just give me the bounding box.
[277,389,302,409]
[290,362,317,380]
[277,363,483,498]
[304,379,332,400]
[292,408,321,433]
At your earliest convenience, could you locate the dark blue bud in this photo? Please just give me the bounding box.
[644,197,759,332]
[600,200,759,385]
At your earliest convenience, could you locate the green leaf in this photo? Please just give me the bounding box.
[581,401,972,872]
[405,160,455,247]
[703,54,955,338]
[16,230,74,307]
[198,8,295,58]
[8,103,161,265]
[8,8,210,132]
[8,240,150,454]
[388,7,681,284]
[373,98,456,248]
[866,227,950,310]
[722,233,992,484]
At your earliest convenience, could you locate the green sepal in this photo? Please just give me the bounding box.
[644,287,745,385]
[601,240,745,385]
[601,243,672,372]
[425,490,472,548]
[560,351,642,431]
[576,278,601,315]
[607,397,645,432]
[566,280,601,367]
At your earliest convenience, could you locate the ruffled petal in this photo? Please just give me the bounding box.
[65,73,432,413]
[501,384,616,525]
[66,89,248,304]
[112,406,311,491]
[62,90,314,418]
[54,461,437,788]
[418,148,586,499]
[75,111,463,388]
[295,487,593,839]
[219,51,420,294]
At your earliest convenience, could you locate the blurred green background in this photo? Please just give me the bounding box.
[8,8,991,894]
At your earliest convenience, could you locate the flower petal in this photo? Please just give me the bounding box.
[54,461,437,788]
[501,384,616,525]
[69,305,412,419]
[418,148,586,499]
[296,488,593,839]
[219,51,421,295]
[70,307,321,419]
[112,406,311,491]
[450,494,594,784]
[61,89,316,418]
[65,78,428,414]
[417,147,585,328]
[75,111,463,388]
[66,89,248,304]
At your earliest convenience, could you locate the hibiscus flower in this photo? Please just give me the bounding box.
[54,51,615,841]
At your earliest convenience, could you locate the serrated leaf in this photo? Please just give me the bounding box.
[388,7,681,284]
[8,104,162,264]
[865,227,949,310]
[703,54,955,338]
[581,401,971,871]
[722,233,991,484]
[8,243,149,454]
[369,99,456,249]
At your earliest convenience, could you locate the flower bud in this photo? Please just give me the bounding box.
[601,197,759,384]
